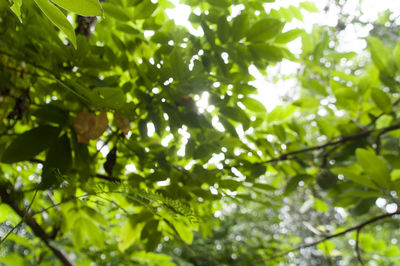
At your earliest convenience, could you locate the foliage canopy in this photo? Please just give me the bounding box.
[1,0,400,265]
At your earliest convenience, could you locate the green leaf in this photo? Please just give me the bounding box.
[316,169,337,190]
[118,218,144,252]
[169,48,185,80]
[219,179,241,190]
[51,0,102,16]
[2,126,60,163]
[288,5,303,21]
[393,42,400,72]
[141,219,159,241]
[284,175,312,195]
[241,97,266,113]
[351,198,376,216]
[219,106,250,129]
[218,117,238,137]
[32,104,69,125]
[174,221,193,244]
[356,148,391,187]
[139,119,148,139]
[246,18,284,42]
[133,0,157,20]
[252,183,276,191]
[131,251,176,266]
[149,109,164,137]
[34,0,77,48]
[10,0,23,22]
[314,198,328,213]
[391,169,400,181]
[248,43,284,62]
[331,165,378,189]
[371,88,392,113]
[84,218,105,249]
[101,2,130,21]
[72,136,91,179]
[317,120,337,139]
[207,0,230,8]
[83,206,108,227]
[267,105,296,122]
[193,143,214,159]
[317,240,334,254]
[275,29,304,43]
[145,231,162,251]
[92,87,126,109]
[73,217,86,249]
[41,134,72,188]
[273,124,286,142]
[217,16,230,43]
[367,37,394,76]
[231,12,249,41]
[251,163,266,178]
[0,253,27,266]
[299,1,319,12]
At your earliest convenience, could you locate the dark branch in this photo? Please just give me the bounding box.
[95,173,121,183]
[0,190,37,245]
[0,184,74,266]
[355,228,365,266]
[260,122,400,165]
[253,210,400,263]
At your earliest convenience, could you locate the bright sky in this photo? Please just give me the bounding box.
[165,0,400,111]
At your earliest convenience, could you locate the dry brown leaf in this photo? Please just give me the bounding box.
[114,114,130,135]
[73,110,109,143]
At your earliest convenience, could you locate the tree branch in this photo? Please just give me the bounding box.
[95,173,121,183]
[260,123,400,165]
[28,159,121,183]
[355,228,365,266]
[254,210,400,263]
[0,189,37,245]
[0,184,74,266]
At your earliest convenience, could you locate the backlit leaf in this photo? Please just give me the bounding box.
[275,29,304,43]
[34,0,76,48]
[51,0,102,16]
[246,18,284,42]
[371,88,391,113]
[356,148,391,188]
[241,97,266,113]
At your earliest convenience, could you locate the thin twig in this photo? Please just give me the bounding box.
[259,122,400,165]
[95,173,121,183]
[252,210,400,264]
[94,195,129,215]
[0,189,38,245]
[355,228,365,266]
[0,220,23,245]
[0,184,74,265]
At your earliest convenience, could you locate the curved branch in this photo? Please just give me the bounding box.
[254,210,400,263]
[355,228,364,266]
[0,184,74,266]
[260,122,400,165]
[0,190,37,245]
